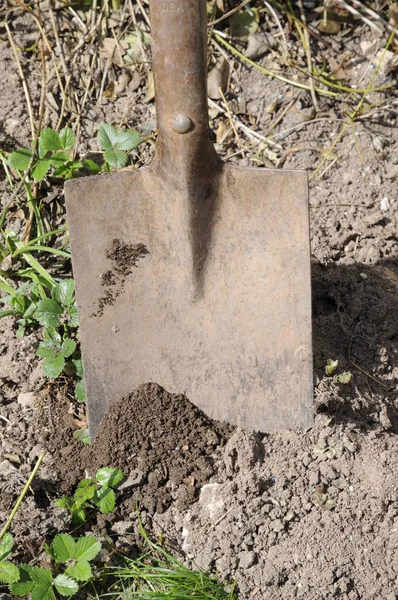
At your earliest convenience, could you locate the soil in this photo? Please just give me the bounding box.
[1,2,398,599]
[94,239,148,316]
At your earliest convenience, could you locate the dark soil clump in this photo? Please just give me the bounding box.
[90,383,234,514]
[93,238,148,316]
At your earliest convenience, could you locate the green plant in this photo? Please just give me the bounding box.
[103,517,236,599]
[325,359,352,384]
[8,128,99,182]
[35,279,80,377]
[0,532,101,599]
[57,467,124,524]
[0,534,19,585]
[98,124,141,170]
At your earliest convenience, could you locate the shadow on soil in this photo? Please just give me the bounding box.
[312,259,398,432]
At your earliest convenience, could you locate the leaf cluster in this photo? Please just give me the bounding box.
[8,128,99,181]
[98,124,141,169]
[35,279,81,381]
[0,532,101,599]
[57,467,124,524]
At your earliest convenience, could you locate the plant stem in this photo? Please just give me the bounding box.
[0,450,45,540]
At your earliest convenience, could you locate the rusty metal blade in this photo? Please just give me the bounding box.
[65,165,313,437]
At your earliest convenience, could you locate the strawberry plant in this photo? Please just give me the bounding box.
[35,279,80,379]
[8,128,99,181]
[98,124,141,170]
[57,467,124,525]
[0,532,101,598]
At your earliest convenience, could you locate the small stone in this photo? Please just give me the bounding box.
[112,521,133,535]
[332,477,348,490]
[3,453,21,465]
[238,551,257,569]
[119,470,145,490]
[17,392,36,408]
[270,519,285,532]
[0,460,18,477]
[362,523,373,534]
[199,483,225,521]
[380,197,390,212]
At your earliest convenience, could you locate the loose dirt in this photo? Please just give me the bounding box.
[93,238,148,316]
[1,3,398,599]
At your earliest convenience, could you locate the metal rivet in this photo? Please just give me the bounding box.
[171,114,192,134]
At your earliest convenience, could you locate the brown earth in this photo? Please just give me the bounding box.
[1,2,398,599]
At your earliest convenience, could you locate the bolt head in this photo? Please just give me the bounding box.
[171,114,192,134]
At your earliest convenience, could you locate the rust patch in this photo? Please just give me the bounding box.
[92,238,148,317]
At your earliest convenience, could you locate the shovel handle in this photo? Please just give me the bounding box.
[150,0,218,174]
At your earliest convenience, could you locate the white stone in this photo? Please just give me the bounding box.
[17,392,36,408]
[199,483,225,521]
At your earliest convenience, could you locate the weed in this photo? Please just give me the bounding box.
[102,517,236,600]
[56,467,124,525]
[35,279,79,378]
[8,127,99,182]
[0,532,101,598]
[97,124,141,171]
[325,359,352,385]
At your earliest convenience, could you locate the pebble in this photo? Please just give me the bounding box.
[17,392,36,408]
[362,523,373,534]
[238,551,257,569]
[3,453,21,465]
[0,459,18,477]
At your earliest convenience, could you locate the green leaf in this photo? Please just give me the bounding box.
[73,427,90,445]
[54,574,79,597]
[10,565,34,595]
[43,327,62,345]
[61,338,76,358]
[94,486,116,513]
[59,128,76,150]
[0,533,13,561]
[52,533,76,563]
[53,280,74,307]
[71,507,86,525]
[8,148,32,171]
[96,466,124,488]
[82,159,101,174]
[74,537,101,562]
[115,129,140,151]
[74,380,86,403]
[30,567,55,600]
[35,298,62,327]
[36,345,57,359]
[50,151,70,168]
[325,359,338,376]
[230,7,259,37]
[68,304,79,328]
[32,159,52,181]
[74,479,96,503]
[335,371,352,384]
[39,129,63,153]
[104,148,127,168]
[42,354,65,379]
[56,496,73,510]
[98,124,118,150]
[72,357,84,378]
[66,560,92,582]
[0,561,19,584]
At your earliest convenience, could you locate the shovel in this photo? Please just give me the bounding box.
[65,0,313,438]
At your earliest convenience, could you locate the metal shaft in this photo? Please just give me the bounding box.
[150,0,219,178]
